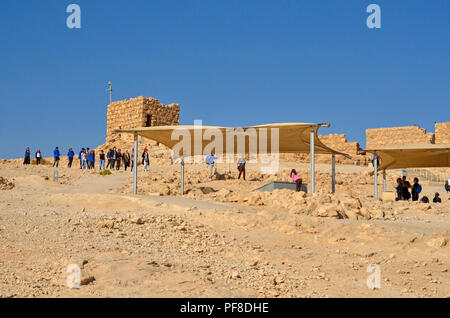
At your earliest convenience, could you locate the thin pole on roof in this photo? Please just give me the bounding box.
[331,153,336,194]
[133,132,138,195]
[180,156,185,195]
[310,127,315,194]
[107,81,112,105]
[374,153,378,200]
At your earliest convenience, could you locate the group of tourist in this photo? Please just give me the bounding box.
[21,148,450,198]
[395,176,442,203]
[23,146,151,172]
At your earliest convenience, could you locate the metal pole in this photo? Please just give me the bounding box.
[310,127,315,195]
[133,132,138,195]
[383,169,386,193]
[331,153,336,194]
[108,81,112,105]
[180,157,185,195]
[374,153,378,200]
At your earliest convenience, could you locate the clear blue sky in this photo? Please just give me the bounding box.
[0,0,448,159]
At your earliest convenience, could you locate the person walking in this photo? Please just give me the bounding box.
[445,178,450,193]
[99,150,106,170]
[24,147,31,165]
[206,153,217,178]
[142,148,150,172]
[89,151,95,169]
[237,156,246,181]
[85,148,91,169]
[67,148,75,168]
[116,149,122,171]
[123,150,131,171]
[35,150,42,165]
[110,147,117,170]
[78,148,84,169]
[81,150,87,170]
[411,177,422,202]
[53,147,60,168]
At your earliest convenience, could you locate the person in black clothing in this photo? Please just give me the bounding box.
[116,149,122,170]
[35,150,42,165]
[433,193,442,203]
[395,178,404,201]
[421,196,429,203]
[110,147,117,169]
[123,150,131,171]
[411,178,421,202]
[402,176,411,201]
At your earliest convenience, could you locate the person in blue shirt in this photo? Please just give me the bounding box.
[78,148,85,169]
[67,148,75,168]
[53,147,60,168]
[23,147,31,165]
[89,151,95,169]
[205,153,218,178]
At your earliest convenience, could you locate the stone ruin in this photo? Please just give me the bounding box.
[366,122,450,149]
[106,96,180,144]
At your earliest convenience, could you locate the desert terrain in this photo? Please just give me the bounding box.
[0,155,449,298]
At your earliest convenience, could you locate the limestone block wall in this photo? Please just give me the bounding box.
[143,98,180,127]
[318,134,361,156]
[106,96,180,143]
[435,122,450,144]
[366,126,434,148]
[279,133,367,165]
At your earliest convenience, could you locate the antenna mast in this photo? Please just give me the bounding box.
[107,81,112,105]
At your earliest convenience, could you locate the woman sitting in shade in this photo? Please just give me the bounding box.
[290,169,303,192]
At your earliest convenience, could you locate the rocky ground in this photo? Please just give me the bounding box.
[0,158,448,298]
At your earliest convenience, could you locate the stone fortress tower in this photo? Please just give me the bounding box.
[106,96,180,144]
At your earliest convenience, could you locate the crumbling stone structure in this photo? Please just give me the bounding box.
[435,122,450,144]
[366,122,449,148]
[106,96,180,143]
[318,134,361,156]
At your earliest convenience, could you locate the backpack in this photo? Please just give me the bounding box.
[416,184,422,194]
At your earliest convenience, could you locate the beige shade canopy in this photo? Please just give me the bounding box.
[364,144,450,170]
[113,123,351,158]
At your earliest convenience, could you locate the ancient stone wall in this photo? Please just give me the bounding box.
[435,122,450,144]
[318,134,361,157]
[279,133,367,165]
[366,126,435,148]
[106,96,180,143]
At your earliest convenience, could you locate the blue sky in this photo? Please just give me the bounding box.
[0,0,449,159]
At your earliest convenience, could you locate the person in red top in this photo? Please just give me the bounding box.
[291,169,303,192]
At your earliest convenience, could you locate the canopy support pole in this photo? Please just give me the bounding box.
[331,153,336,194]
[180,156,185,195]
[383,169,386,193]
[133,132,138,195]
[310,127,315,195]
[374,153,378,200]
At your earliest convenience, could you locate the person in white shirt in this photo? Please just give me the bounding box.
[81,151,87,170]
[35,150,42,165]
[237,156,246,181]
